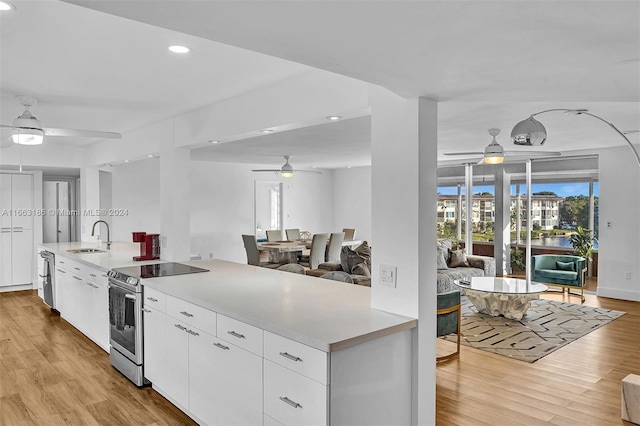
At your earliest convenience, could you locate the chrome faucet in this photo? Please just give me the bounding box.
[91,220,111,249]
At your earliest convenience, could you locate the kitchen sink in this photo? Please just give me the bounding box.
[66,248,107,254]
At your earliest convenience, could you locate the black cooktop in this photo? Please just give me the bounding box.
[114,262,209,279]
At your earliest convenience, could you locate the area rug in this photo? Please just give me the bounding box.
[442,296,625,363]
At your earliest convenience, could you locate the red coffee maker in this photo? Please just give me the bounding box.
[132,232,160,261]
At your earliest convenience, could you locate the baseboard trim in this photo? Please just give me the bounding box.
[0,284,33,293]
[596,287,640,302]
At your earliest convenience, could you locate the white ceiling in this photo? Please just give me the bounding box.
[2,1,639,167]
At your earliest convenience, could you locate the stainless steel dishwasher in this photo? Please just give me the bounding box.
[39,250,57,311]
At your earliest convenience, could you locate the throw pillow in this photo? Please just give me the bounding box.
[351,262,371,277]
[437,239,452,263]
[341,246,367,274]
[556,261,575,272]
[436,246,449,270]
[354,241,372,269]
[448,249,469,268]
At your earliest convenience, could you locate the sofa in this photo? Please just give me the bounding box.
[531,254,587,301]
[436,239,496,294]
[306,241,372,286]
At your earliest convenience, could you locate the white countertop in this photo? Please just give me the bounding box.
[142,259,416,352]
[39,241,163,272]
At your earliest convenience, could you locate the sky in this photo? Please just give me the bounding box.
[438,182,599,198]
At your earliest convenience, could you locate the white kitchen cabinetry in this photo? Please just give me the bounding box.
[54,255,109,351]
[143,287,166,390]
[0,173,34,289]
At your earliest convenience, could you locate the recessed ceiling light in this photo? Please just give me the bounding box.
[147,154,154,158]
[124,160,130,163]
[327,115,342,121]
[168,45,190,54]
[209,140,220,144]
[0,2,15,11]
[260,129,275,134]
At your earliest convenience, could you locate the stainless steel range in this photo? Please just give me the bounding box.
[107,262,208,387]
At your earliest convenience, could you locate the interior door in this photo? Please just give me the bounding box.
[254,180,283,240]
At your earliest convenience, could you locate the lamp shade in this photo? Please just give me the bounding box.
[511,117,547,146]
[484,140,504,164]
[280,161,294,178]
[12,128,44,145]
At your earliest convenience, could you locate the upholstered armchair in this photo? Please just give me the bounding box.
[437,290,461,362]
[531,255,587,302]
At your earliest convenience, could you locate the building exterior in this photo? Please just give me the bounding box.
[437,193,563,231]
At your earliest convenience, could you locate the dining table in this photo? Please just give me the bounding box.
[257,241,308,264]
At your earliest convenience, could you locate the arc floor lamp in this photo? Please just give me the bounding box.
[510,108,640,285]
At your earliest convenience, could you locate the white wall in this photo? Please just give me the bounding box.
[110,158,161,242]
[333,166,372,245]
[189,161,334,263]
[597,145,640,301]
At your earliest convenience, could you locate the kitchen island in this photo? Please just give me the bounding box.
[40,246,417,426]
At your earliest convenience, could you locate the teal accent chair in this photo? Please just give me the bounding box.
[531,255,587,302]
[437,290,461,362]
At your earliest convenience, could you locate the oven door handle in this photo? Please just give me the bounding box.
[124,294,136,301]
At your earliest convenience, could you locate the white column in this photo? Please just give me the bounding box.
[526,160,532,285]
[79,166,100,242]
[370,86,437,426]
[159,130,191,261]
[588,179,595,277]
[516,184,522,246]
[456,184,462,242]
[494,166,511,275]
[465,163,473,253]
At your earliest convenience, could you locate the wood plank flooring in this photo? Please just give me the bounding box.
[0,290,196,426]
[1,288,638,425]
[436,291,640,425]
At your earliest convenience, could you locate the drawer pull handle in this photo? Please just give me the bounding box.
[38,274,47,278]
[227,331,245,339]
[214,342,230,350]
[174,324,187,331]
[186,329,199,336]
[72,276,83,281]
[57,269,66,274]
[89,273,97,277]
[180,311,194,317]
[101,274,108,278]
[279,396,302,409]
[74,267,81,271]
[147,297,158,302]
[279,352,302,362]
[142,308,151,313]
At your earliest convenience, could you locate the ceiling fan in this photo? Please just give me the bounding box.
[443,128,561,164]
[0,96,122,147]
[252,155,322,178]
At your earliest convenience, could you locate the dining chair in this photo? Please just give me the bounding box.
[325,232,345,262]
[276,263,306,274]
[437,290,461,362]
[266,230,282,242]
[242,235,280,269]
[285,228,301,241]
[298,233,329,269]
[319,271,353,283]
[342,228,356,241]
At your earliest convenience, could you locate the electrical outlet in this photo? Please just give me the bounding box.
[209,252,213,259]
[380,264,397,288]
[625,271,631,280]
[607,221,613,229]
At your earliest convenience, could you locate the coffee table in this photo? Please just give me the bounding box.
[454,277,548,320]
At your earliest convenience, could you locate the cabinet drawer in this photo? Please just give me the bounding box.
[264,360,328,426]
[166,295,217,337]
[264,331,328,385]
[143,286,166,313]
[216,314,263,357]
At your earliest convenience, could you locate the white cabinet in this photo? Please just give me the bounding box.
[143,304,166,390]
[54,255,109,351]
[165,318,190,410]
[0,173,34,288]
[189,332,262,426]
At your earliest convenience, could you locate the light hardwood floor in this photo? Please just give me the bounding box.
[0,290,197,426]
[437,289,640,425]
[2,289,637,425]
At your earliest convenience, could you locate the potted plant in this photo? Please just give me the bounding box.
[510,246,525,274]
[569,226,597,277]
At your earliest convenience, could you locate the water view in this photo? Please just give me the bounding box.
[525,235,599,250]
